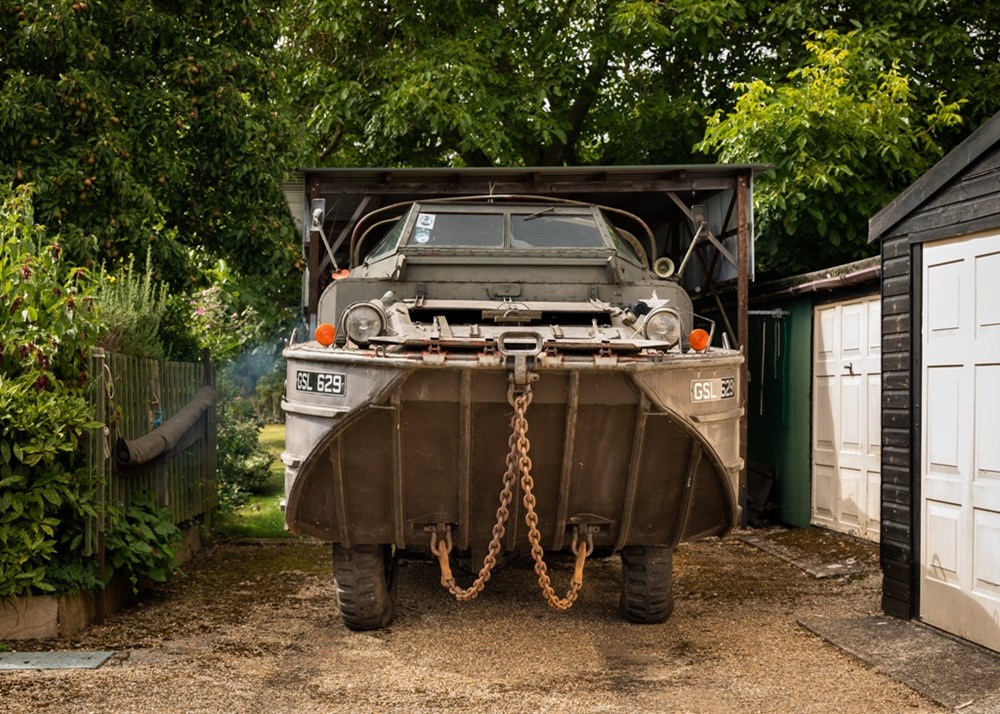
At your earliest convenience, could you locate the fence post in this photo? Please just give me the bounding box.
[90,348,108,625]
[201,348,215,531]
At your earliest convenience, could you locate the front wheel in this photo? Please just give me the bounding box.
[332,544,398,630]
[620,545,674,624]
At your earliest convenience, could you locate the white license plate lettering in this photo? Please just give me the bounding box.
[296,370,346,396]
[690,377,735,402]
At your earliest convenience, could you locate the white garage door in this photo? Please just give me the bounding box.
[921,233,1000,652]
[812,295,882,541]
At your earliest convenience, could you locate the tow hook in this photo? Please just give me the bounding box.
[498,331,543,390]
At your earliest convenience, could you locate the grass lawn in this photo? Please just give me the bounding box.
[216,423,293,539]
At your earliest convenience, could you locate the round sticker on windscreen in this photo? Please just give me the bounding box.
[415,230,430,244]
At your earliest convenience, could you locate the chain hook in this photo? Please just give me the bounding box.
[433,367,589,610]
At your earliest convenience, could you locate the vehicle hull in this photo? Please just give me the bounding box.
[282,345,743,556]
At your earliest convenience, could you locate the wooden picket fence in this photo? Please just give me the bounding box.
[84,348,216,556]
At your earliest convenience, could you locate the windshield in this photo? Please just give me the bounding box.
[510,213,606,248]
[365,214,408,262]
[405,212,504,247]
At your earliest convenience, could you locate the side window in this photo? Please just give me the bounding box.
[406,213,503,247]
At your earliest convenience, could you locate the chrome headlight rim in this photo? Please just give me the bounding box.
[642,307,682,347]
[342,301,386,347]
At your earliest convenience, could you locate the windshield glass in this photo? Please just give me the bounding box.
[510,213,606,248]
[596,212,644,266]
[405,212,503,247]
[365,214,408,262]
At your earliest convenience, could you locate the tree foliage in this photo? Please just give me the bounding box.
[0,1,304,296]
[283,0,999,174]
[698,29,965,273]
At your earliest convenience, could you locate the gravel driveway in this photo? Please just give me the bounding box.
[0,529,945,713]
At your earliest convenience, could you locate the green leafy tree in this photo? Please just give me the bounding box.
[282,0,999,170]
[0,1,304,302]
[284,0,788,166]
[698,29,964,273]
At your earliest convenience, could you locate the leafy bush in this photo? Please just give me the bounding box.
[95,251,169,359]
[0,184,102,598]
[105,496,183,592]
[216,369,275,510]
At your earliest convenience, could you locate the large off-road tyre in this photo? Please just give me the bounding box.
[620,545,674,624]
[332,544,398,631]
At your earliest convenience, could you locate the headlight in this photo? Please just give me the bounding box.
[343,303,385,346]
[642,308,681,347]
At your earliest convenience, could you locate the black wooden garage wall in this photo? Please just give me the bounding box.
[871,113,1000,619]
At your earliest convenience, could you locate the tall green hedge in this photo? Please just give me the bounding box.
[0,184,102,597]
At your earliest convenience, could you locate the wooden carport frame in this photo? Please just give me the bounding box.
[289,165,759,522]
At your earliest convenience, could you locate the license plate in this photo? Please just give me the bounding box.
[690,377,735,402]
[296,370,346,396]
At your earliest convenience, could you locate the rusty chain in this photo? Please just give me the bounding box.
[430,387,526,601]
[433,380,592,610]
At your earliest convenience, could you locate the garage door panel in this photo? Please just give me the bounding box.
[926,259,963,338]
[840,378,863,450]
[813,464,836,522]
[926,366,963,470]
[971,483,1000,513]
[814,379,836,450]
[976,365,1000,477]
[975,252,1000,335]
[868,376,882,450]
[841,303,865,360]
[866,470,881,540]
[973,510,1000,600]
[838,468,862,526]
[925,500,961,586]
[815,307,837,374]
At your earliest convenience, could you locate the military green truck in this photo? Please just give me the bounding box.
[282,196,743,630]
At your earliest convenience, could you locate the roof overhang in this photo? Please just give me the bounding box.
[868,111,1000,243]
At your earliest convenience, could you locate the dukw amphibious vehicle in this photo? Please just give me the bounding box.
[282,196,743,629]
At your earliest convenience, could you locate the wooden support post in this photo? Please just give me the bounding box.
[737,175,750,528]
[306,179,321,327]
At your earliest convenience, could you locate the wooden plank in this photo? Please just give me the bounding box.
[882,274,909,298]
[882,293,909,316]
[882,314,910,338]
[882,236,911,260]
[882,255,910,278]
[312,177,740,196]
[882,332,910,353]
[920,160,1000,212]
[907,212,1000,245]
[899,192,1000,235]
[882,370,910,390]
[882,408,911,430]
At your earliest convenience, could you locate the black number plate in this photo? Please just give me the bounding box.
[296,370,346,396]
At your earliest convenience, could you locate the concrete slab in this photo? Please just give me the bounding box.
[0,651,115,670]
[800,616,1000,714]
[737,533,868,578]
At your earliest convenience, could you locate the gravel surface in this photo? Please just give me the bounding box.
[0,529,945,713]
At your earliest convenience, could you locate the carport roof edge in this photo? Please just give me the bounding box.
[297,164,767,181]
